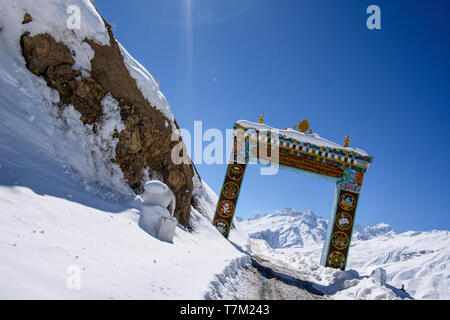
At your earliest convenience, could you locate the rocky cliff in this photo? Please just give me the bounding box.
[19,11,197,227]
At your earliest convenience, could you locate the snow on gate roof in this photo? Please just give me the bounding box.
[235,120,371,159]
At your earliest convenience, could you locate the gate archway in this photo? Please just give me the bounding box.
[212,119,373,271]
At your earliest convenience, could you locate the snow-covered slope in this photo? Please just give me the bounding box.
[0,185,245,299]
[240,209,450,299]
[0,0,249,299]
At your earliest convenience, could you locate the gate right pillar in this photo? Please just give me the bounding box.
[320,167,365,271]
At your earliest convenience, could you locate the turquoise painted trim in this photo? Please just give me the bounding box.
[320,184,340,266]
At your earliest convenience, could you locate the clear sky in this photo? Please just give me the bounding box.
[95,0,450,232]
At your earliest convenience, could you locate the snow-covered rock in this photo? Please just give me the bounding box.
[142,180,176,215]
[138,180,177,243]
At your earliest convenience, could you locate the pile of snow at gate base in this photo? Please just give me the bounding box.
[240,209,450,300]
[0,0,248,298]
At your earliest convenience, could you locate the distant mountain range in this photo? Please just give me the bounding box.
[239,208,395,249]
[239,208,449,299]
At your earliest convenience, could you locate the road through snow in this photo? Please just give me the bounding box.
[239,256,327,300]
[205,251,328,300]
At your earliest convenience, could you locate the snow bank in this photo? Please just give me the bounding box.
[248,240,411,300]
[0,185,245,299]
[204,256,252,300]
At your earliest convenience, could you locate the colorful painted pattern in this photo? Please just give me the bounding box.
[212,162,247,238]
[235,123,373,171]
[325,189,360,270]
[335,212,353,231]
[328,251,346,269]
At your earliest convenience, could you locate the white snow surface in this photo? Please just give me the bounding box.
[0,185,246,299]
[0,0,109,74]
[240,209,450,300]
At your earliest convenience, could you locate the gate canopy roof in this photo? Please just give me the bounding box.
[235,120,373,175]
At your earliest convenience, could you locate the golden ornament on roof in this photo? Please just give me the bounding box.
[258,114,264,124]
[344,136,350,147]
[298,119,309,133]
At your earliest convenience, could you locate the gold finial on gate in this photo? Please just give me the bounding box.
[298,119,309,133]
[258,114,264,124]
[344,136,350,147]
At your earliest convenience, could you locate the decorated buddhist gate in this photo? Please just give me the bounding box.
[212,118,373,270]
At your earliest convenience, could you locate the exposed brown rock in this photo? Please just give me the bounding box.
[22,13,32,24]
[21,33,105,124]
[20,21,197,227]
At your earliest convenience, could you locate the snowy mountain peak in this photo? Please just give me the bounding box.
[240,208,395,249]
[241,209,328,249]
[249,208,320,221]
[353,223,395,241]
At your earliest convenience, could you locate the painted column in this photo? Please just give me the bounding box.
[212,162,247,238]
[320,168,365,270]
[212,131,248,238]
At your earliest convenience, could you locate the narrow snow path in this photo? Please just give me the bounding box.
[204,248,327,300]
[237,256,327,300]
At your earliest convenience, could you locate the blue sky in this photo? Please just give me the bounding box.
[95,0,450,232]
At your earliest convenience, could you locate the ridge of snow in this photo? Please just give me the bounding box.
[204,256,252,300]
[118,42,176,127]
[0,0,109,72]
